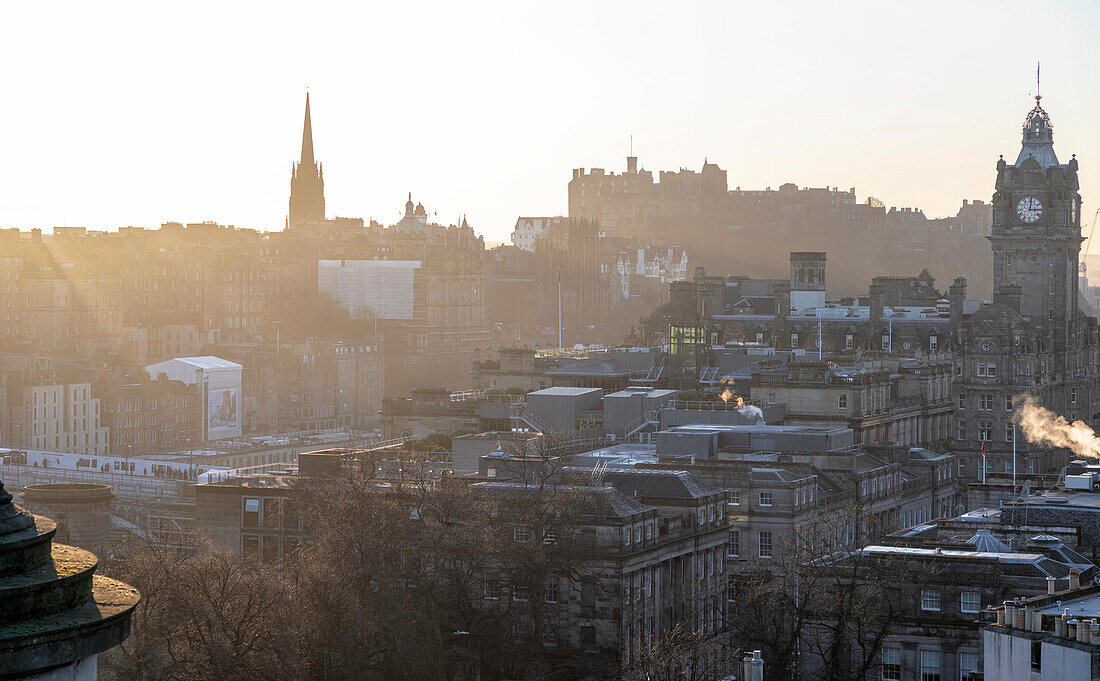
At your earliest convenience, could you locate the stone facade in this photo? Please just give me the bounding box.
[951,96,1100,481]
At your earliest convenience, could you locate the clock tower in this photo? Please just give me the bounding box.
[989,95,1083,344]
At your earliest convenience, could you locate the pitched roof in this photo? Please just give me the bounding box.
[605,470,718,500]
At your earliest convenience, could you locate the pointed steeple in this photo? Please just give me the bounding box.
[301,92,316,168]
[288,92,325,229]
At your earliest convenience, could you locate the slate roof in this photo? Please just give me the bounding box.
[604,470,718,500]
[469,481,650,519]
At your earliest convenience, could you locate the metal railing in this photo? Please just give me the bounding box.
[509,404,556,434]
[623,408,662,440]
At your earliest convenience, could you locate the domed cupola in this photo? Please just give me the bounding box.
[1015,95,1059,169]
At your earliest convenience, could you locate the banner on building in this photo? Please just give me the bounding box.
[207,388,239,436]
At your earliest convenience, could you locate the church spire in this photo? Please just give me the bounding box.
[301,92,316,168]
[288,92,325,229]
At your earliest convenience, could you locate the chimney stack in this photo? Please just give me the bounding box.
[949,277,968,330]
[869,283,886,331]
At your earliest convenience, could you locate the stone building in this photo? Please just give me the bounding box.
[806,539,1094,681]
[193,451,734,673]
[99,371,199,456]
[748,356,955,448]
[639,424,959,559]
[983,582,1100,680]
[0,355,109,456]
[568,155,992,297]
[951,94,1100,481]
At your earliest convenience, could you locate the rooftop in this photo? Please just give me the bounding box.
[150,356,242,371]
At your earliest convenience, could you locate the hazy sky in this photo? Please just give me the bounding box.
[2,1,1099,244]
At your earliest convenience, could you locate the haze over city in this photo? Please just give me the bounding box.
[7,3,1100,681]
[3,0,1100,242]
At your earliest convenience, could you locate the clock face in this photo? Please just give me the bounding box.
[1017,196,1043,223]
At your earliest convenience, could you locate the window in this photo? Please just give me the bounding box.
[978,421,992,441]
[881,335,890,351]
[262,498,279,528]
[838,394,848,409]
[730,490,740,505]
[957,420,966,441]
[580,624,596,648]
[484,579,502,600]
[1072,388,1078,404]
[881,647,901,681]
[756,331,765,344]
[543,529,557,545]
[1005,395,1014,411]
[956,364,962,376]
[1031,639,1042,670]
[977,363,986,377]
[958,394,966,410]
[511,622,527,643]
[759,491,773,507]
[929,335,938,351]
[624,528,631,546]
[988,363,997,377]
[767,393,776,405]
[759,531,773,558]
[243,498,260,528]
[242,534,260,559]
[646,524,652,540]
[513,524,530,543]
[512,584,529,601]
[921,590,941,611]
[960,591,980,614]
[955,651,977,680]
[845,334,854,349]
[920,650,941,681]
[979,394,993,411]
[545,578,559,603]
[790,333,799,348]
[729,530,740,557]
[1005,424,1014,442]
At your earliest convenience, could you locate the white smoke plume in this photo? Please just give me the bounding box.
[1013,394,1100,459]
[718,376,766,424]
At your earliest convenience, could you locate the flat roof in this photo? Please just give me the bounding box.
[150,356,242,371]
[1011,492,1100,509]
[1035,594,1100,618]
[529,387,603,396]
[665,424,850,435]
[858,545,1044,562]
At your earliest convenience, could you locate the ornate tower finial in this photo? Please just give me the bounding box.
[1036,60,1041,104]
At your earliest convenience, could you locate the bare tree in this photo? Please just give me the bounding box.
[101,540,310,681]
[725,501,920,681]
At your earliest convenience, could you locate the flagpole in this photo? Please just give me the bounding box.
[1012,424,1017,488]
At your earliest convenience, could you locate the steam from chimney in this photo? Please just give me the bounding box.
[1013,394,1100,459]
[718,376,766,425]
